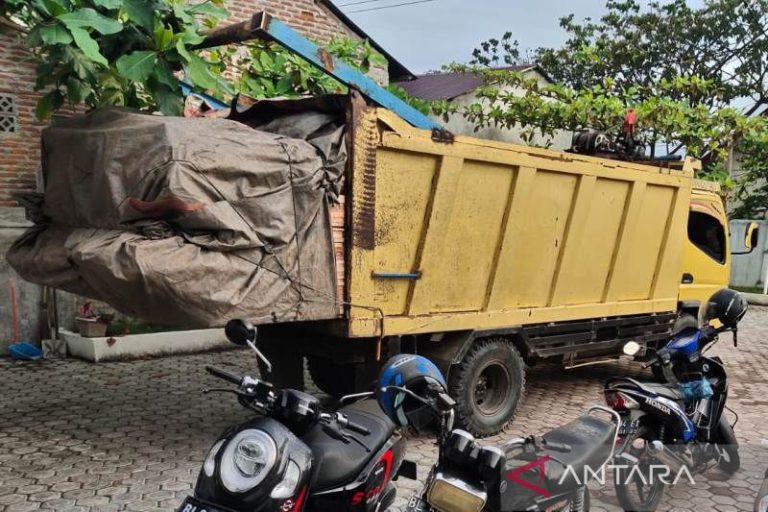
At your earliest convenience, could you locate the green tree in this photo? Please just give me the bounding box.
[473,0,768,116]
[0,0,232,117]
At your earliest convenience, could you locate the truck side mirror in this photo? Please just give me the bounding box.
[745,222,759,251]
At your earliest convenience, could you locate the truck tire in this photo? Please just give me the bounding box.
[449,338,525,437]
[306,356,356,398]
[652,313,698,382]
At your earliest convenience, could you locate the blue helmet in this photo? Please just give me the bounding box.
[375,354,447,432]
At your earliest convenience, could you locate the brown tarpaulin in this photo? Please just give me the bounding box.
[7,105,346,327]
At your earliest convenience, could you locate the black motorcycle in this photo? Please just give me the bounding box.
[178,320,415,512]
[399,383,620,512]
[604,288,746,511]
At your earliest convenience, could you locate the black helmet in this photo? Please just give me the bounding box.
[375,354,447,433]
[705,289,748,328]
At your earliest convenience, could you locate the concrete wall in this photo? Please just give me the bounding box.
[436,70,573,150]
[730,219,768,289]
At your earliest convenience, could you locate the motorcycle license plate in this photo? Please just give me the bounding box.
[177,496,228,512]
[404,494,437,512]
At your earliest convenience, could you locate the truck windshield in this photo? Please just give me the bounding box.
[688,211,725,263]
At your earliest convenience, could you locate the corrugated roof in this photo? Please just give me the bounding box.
[393,65,536,100]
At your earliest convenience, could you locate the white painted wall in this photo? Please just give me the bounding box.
[433,70,573,150]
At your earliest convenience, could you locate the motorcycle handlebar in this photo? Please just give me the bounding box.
[206,366,243,386]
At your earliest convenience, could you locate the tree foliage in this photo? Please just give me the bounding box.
[1,0,232,118]
[439,0,768,217]
[473,0,768,115]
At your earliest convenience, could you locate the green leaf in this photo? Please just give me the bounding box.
[180,30,205,45]
[26,26,44,47]
[70,27,108,66]
[39,23,73,45]
[58,8,123,35]
[91,0,122,9]
[123,0,155,33]
[187,2,229,19]
[41,0,67,17]
[175,39,192,62]
[65,76,89,103]
[185,55,217,89]
[116,51,157,81]
[152,60,178,89]
[152,85,183,116]
[153,26,174,50]
[35,90,64,120]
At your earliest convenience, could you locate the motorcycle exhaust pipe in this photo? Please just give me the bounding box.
[647,440,688,473]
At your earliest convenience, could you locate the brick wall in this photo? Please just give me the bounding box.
[0,1,379,206]
[226,0,357,43]
[0,26,44,207]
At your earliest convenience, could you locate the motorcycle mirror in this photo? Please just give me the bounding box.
[225,319,256,346]
[224,319,272,374]
[623,341,641,356]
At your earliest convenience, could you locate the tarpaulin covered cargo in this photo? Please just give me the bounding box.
[7,103,347,327]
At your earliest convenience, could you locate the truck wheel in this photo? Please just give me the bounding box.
[449,338,525,437]
[652,313,698,382]
[306,356,356,398]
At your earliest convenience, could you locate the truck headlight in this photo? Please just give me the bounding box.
[220,430,277,493]
[427,472,486,512]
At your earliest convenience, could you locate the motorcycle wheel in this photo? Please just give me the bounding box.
[715,416,740,474]
[615,426,667,512]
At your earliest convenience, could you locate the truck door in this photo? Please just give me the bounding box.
[679,195,729,306]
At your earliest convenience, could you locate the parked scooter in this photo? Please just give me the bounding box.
[178,320,418,512]
[605,288,747,511]
[380,356,621,512]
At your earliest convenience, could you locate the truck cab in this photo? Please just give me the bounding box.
[679,181,730,311]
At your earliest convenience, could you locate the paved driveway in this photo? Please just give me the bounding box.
[1,309,767,511]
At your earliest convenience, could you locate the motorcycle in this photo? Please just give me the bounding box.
[178,319,416,512]
[394,373,621,512]
[756,468,768,512]
[604,288,746,511]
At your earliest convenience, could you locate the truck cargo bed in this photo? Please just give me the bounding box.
[340,108,696,338]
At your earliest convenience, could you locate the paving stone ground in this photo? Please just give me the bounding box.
[1,308,767,511]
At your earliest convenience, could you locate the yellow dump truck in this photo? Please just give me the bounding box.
[260,104,747,437]
[11,13,746,437]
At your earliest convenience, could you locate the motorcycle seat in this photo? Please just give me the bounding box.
[504,415,616,498]
[302,399,395,490]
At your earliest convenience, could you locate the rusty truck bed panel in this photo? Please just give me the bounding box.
[343,109,695,337]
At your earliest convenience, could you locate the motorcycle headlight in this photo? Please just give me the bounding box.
[427,472,486,512]
[220,429,277,493]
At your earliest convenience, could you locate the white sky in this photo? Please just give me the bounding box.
[338,0,705,75]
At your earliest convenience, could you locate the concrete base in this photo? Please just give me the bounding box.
[59,328,232,362]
